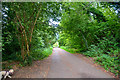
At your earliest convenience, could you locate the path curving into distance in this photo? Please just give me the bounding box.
[13,48,113,78]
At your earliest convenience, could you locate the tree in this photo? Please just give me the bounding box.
[2,2,62,61]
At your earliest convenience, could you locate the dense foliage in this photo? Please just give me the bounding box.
[2,2,61,65]
[58,2,120,76]
[2,2,120,77]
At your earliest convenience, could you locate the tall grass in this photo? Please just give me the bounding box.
[31,47,53,61]
[60,46,79,53]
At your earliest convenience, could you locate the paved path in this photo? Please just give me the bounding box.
[13,48,113,78]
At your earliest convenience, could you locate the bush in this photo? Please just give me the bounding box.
[31,47,53,60]
[97,37,118,55]
[82,37,120,76]
[83,45,103,57]
[60,46,78,53]
[31,48,44,60]
[22,47,53,66]
[23,55,33,66]
[95,54,119,76]
[41,47,53,57]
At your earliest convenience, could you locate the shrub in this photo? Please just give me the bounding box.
[41,47,53,57]
[60,46,78,53]
[83,37,119,76]
[31,47,53,61]
[23,55,33,66]
[95,54,119,76]
[83,45,103,57]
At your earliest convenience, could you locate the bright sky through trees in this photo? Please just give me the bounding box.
[49,18,60,40]
[49,18,60,26]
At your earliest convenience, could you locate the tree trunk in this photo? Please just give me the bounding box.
[15,8,41,59]
[29,9,41,51]
[79,30,88,49]
[21,33,25,60]
[16,13,30,57]
[29,9,41,44]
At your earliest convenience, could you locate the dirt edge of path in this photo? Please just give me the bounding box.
[73,53,119,79]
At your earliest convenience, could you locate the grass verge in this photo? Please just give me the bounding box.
[60,46,79,54]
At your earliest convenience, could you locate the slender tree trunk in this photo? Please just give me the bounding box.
[29,10,41,43]
[21,41,25,60]
[21,32,25,60]
[23,29,30,56]
[79,30,88,49]
[15,20,25,60]
[29,9,41,50]
[15,7,41,59]
[16,13,30,57]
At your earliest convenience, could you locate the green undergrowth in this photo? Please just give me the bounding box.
[2,47,53,69]
[31,46,53,61]
[83,48,119,76]
[22,47,53,66]
[82,38,120,76]
[60,46,79,53]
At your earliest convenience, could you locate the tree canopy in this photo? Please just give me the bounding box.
[2,2,62,61]
[58,2,120,76]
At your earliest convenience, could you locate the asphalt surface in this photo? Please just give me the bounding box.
[13,48,113,78]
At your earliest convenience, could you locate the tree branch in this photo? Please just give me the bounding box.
[29,6,41,43]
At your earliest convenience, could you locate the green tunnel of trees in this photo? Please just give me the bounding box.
[2,2,120,77]
[58,2,120,76]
